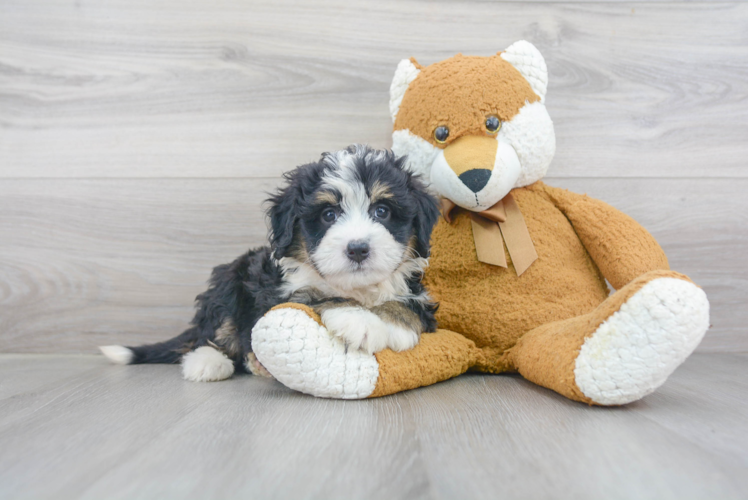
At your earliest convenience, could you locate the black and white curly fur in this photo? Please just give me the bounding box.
[100,145,440,382]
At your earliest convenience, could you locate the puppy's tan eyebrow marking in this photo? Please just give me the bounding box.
[314,190,339,205]
[370,181,394,203]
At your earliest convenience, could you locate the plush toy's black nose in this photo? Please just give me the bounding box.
[346,240,370,263]
[459,169,491,193]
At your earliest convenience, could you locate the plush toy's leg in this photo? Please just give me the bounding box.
[252,304,479,399]
[508,270,710,405]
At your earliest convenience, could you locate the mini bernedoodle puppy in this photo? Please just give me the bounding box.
[101,145,440,382]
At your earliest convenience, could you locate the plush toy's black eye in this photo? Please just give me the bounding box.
[321,208,338,224]
[486,115,501,133]
[434,126,449,144]
[373,205,390,220]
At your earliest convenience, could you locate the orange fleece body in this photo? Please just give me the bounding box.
[423,181,669,373]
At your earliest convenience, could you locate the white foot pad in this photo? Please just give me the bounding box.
[182,346,235,382]
[252,308,379,399]
[575,278,710,405]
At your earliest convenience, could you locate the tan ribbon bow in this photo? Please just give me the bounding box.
[440,194,538,276]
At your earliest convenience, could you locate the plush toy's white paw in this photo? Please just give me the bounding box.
[574,278,710,405]
[181,346,235,382]
[252,308,379,399]
[321,307,390,355]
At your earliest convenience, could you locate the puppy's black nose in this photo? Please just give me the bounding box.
[346,240,370,263]
[458,169,491,193]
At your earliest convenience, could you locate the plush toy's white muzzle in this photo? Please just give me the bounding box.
[430,137,521,211]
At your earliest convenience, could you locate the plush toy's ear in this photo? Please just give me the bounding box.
[500,40,548,102]
[389,57,421,123]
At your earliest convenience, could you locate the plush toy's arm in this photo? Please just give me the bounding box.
[542,184,669,290]
[252,303,479,399]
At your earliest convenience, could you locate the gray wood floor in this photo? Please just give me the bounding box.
[1,352,746,500]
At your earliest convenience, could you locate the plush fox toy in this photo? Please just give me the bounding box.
[252,41,710,405]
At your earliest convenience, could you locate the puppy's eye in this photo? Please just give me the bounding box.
[434,126,449,144]
[485,115,501,133]
[321,208,338,224]
[373,206,390,220]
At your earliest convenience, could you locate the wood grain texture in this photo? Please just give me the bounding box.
[0,352,746,499]
[0,178,276,353]
[402,354,748,499]
[0,177,745,354]
[1,0,746,354]
[1,0,747,178]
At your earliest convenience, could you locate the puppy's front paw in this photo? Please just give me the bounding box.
[321,307,389,355]
[182,346,235,382]
[386,323,420,352]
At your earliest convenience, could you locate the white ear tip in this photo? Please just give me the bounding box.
[99,345,134,365]
[389,59,420,122]
[395,58,414,70]
[506,39,539,52]
[501,40,548,102]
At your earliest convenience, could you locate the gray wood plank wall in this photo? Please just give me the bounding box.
[1,0,746,353]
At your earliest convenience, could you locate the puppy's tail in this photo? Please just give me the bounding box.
[99,327,198,365]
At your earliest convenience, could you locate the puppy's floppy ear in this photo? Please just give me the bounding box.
[266,167,305,259]
[407,170,440,258]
